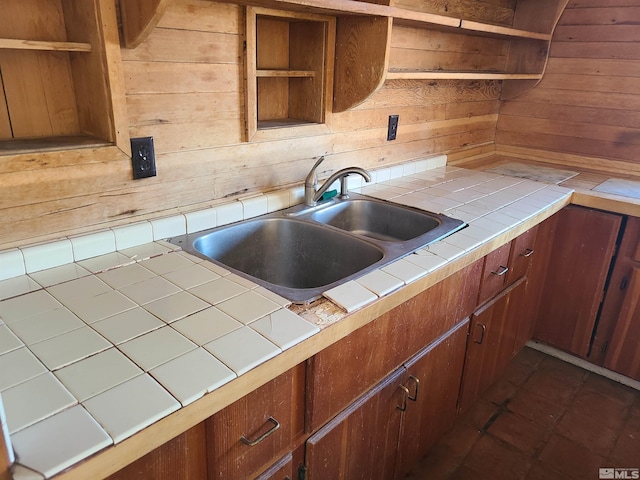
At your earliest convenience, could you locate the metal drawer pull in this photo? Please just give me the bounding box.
[407,375,420,402]
[396,385,410,411]
[474,323,486,344]
[240,417,280,446]
[491,265,509,276]
[520,248,534,257]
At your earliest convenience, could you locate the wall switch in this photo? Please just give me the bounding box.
[131,137,157,179]
[387,115,399,141]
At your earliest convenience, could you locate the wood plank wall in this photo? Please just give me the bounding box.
[0,0,500,250]
[496,0,640,173]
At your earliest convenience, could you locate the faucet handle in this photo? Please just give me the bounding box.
[305,156,325,187]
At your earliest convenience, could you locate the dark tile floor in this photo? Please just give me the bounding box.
[405,347,640,480]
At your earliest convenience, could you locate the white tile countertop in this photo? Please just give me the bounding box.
[0,157,575,479]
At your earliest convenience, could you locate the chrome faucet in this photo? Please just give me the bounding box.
[304,156,372,206]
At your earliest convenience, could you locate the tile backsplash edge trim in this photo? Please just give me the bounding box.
[0,156,447,282]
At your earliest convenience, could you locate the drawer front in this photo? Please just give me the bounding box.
[507,225,538,285]
[207,364,305,480]
[478,242,511,305]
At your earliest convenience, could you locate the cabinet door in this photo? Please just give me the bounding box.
[590,216,640,365]
[395,319,469,478]
[254,452,295,480]
[478,242,511,305]
[105,424,208,480]
[207,364,305,480]
[305,368,406,480]
[604,265,640,380]
[459,278,526,413]
[306,259,482,430]
[534,206,621,358]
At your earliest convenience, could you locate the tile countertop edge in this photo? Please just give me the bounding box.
[47,194,572,480]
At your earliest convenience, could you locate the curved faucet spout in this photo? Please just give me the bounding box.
[305,166,372,206]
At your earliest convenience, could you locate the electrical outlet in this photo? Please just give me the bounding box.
[387,115,399,141]
[131,137,157,179]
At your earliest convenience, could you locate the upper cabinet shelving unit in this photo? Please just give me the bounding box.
[0,0,128,156]
[120,0,568,116]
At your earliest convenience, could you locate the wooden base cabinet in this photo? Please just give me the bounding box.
[206,364,306,480]
[306,259,482,431]
[533,205,622,358]
[459,278,527,413]
[305,320,470,480]
[395,320,469,478]
[590,216,640,380]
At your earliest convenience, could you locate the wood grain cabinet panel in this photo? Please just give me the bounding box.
[507,224,538,286]
[395,320,469,478]
[533,205,622,358]
[305,368,406,480]
[105,423,208,480]
[459,277,527,413]
[206,363,306,480]
[478,242,511,305]
[587,216,640,378]
[306,259,482,431]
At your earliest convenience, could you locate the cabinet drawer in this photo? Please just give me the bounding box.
[207,364,306,480]
[478,242,511,305]
[507,225,538,285]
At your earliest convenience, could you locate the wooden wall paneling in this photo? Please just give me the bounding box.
[0,0,503,250]
[119,0,170,49]
[332,16,391,112]
[498,1,640,170]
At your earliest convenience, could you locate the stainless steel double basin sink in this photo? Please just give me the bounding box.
[168,193,465,304]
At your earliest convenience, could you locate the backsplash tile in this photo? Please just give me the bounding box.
[0,249,25,281]
[20,239,74,274]
[150,215,187,240]
[69,230,116,262]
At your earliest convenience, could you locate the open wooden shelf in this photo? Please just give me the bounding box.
[0,0,129,156]
[459,21,551,41]
[0,134,110,154]
[0,38,92,52]
[386,70,543,81]
[256,69,316,78]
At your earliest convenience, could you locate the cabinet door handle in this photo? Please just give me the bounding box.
[473,323,486,344]
[520,248,534,258]
[407,375,420,402]
[491,265,509,276]
[396,385,410,411]
[240,417,280,447]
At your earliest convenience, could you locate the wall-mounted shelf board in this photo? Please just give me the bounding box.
[256,69,316,77]
[0,38,92,52]
[386,71,543,80]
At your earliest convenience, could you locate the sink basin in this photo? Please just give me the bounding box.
[172,217,384,303]
[169,193,465,304]
[310,198,441,242]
